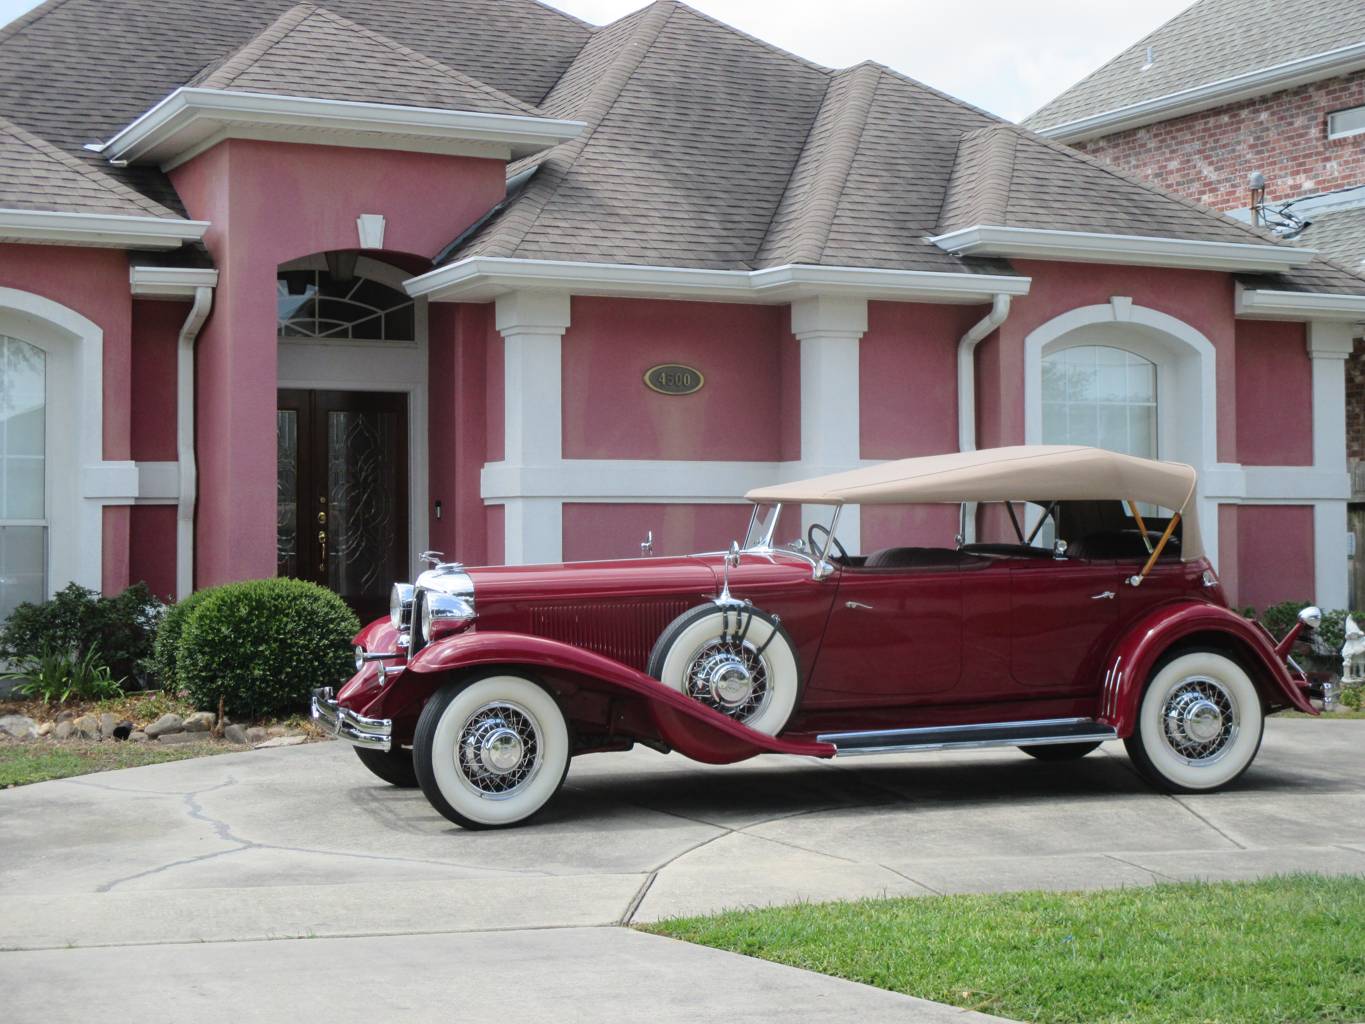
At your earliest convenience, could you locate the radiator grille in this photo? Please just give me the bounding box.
[527,600,692,671]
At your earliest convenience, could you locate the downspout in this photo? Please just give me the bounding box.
[957,293,1012,543]
[176,286,213,599]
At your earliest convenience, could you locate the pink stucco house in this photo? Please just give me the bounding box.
[0,0,1362,620]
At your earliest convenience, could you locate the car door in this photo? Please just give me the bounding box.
[807,563,963,703]
[1008,556,1124,697]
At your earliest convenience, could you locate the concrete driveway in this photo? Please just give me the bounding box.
[2,718,1362,1021]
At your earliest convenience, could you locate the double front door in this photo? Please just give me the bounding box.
[277,389,408,621]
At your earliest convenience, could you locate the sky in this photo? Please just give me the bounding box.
[0,0,1193,121]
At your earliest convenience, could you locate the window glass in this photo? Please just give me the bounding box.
[0,335,46,619]
[1327,105,1365,139]
[1042,346,1157,458]
[277,269,415,342]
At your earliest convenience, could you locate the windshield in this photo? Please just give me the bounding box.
[743,503,783,549]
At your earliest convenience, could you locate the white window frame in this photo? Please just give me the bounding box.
[1327,104,1365,140]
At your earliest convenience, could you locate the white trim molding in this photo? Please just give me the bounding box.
[405,256,1033,305]
[0,209,207,250]
[129,266,220,297]
[931,225,1313,273]
[1034,40,1365,142]
[97,88,585,169]
[1234,283,1365,323]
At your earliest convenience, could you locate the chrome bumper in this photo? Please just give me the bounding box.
[311,687,393,751]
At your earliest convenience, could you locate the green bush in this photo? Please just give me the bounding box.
[152,588,216,692]
[0,583,162,684]
[177,578,359,719]
[1252,600,1354,657]
[1,646,125,703]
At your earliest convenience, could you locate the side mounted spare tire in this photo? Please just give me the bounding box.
[648,604,800,736]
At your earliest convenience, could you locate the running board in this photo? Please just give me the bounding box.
[817,717,1117,757]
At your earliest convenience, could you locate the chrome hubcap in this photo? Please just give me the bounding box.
[458,702,541,797]
[1162,677,1238,764]
[686,638,770,722]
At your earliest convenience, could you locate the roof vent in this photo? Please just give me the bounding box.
[1141,46,1156,71]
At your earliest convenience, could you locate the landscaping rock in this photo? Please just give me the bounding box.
[245,726,268,744]
[156,731,200,745]
[128,731,148,743]
[0,715,37,740]
[72,715,100,740]
[53,720,74,741]
[267,725,289,737]
[55,710,76,723]
[112,720,134,741]
[36,721,53,737]
[145,713,184,738]
[98,713,117,739]
[182,711,216,733]
[254,735,306,748]
[223,723,248,745]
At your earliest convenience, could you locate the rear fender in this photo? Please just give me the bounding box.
[395,630,835,765]
[1101,601,1316,734]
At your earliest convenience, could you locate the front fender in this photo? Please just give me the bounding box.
[1101,601,1316,734]
[399,630,835,765]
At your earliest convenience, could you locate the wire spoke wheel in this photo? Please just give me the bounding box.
[1160,676,1238,765]
[684,636,772,724]
[456,701,542,798]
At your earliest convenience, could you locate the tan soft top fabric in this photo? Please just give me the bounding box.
[747,445,1203,559]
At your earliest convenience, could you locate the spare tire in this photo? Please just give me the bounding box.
[647,604,800,735]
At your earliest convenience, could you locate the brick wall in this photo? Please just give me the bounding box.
[1075,69,1365,211]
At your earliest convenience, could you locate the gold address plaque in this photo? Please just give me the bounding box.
[643,363,705,396]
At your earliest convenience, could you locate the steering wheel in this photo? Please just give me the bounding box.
[807,522,849,564]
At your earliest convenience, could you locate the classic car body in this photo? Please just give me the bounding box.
[314,445,1325,829]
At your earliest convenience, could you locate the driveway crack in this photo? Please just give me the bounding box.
[1166,794,1246,849]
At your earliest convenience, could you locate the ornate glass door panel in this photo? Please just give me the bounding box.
[0,335,47,620]
[277,390,408,620]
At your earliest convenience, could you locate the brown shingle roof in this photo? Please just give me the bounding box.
[1026,0,1365,132]
[0,115,181,218]
[189,4,540,117]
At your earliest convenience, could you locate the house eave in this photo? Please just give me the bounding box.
[930,225,1314,273]
[403,257,1033,304]
[0,209,209,249]
[99,88,585,169]
[1034,40,1365,142]
[1235,282,1365,323]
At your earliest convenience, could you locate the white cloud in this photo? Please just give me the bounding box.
[0,0,1192,121]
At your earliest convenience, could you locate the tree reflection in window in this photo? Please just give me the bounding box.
[277,269,415,342]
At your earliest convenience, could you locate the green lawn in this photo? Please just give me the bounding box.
[0,740,235,787]
[647,876,1365,1024]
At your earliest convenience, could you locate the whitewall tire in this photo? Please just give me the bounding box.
[414,674,571,830]
[1124,651,1264,793]
[648,605,800,736]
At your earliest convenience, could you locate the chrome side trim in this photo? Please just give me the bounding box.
[818,717,1117,757]
[311,687,393,752]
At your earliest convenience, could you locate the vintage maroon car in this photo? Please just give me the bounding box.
[314,445,1326,829]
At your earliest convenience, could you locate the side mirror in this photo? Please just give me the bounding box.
[1299,606,1322,630]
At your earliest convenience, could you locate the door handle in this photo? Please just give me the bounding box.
[318,529,327,571]
[1091,591,1116,600]
[845,600,874,610]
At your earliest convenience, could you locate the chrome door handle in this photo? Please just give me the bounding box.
[845,600,874,610]
[1091,591,1116,600]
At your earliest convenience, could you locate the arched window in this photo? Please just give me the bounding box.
[1042,345,1157,458]
[277,266,415,342]
[0,334,46,618]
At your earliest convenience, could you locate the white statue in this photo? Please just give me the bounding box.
[1342,615,1365,685]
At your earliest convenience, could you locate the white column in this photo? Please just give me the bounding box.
[1308,321,1354,608]
[494,291,570,564]
[791,295,867,553]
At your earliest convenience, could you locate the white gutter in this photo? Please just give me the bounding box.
[957,294,1012,544]
[1035,39,1365,142]
[930,224,1314,274]
[0,209,208,249]
[129,266,218,598]
[1235,282,1365,323]
[405,256,1033,305]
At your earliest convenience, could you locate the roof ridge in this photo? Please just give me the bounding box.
[664,0,832,75]
[469,1,676,259]
[0,114,179,218]
[785,63,882,265]
[933,124,1015,233]
[865,60,1007,127]
[193,3,542,116]
[1003,119,1300,249]
[0,0,74,49]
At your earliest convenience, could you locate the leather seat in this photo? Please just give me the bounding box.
[863,546,962,569]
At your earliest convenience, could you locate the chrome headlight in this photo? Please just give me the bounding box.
[354,644,365,672]
[420,592,476,643]
[390,583,415,630]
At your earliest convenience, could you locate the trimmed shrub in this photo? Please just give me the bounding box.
[0,582,162,685]
[177,578,360,719]
[152,587,217,692]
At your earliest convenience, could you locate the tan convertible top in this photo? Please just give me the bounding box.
[746,445,1203,559]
